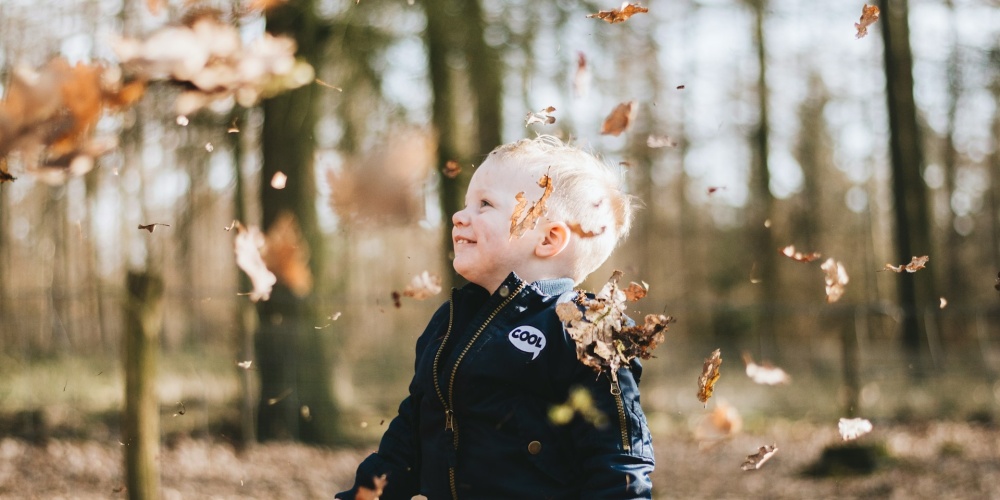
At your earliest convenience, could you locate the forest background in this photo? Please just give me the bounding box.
[1,0,1000,498]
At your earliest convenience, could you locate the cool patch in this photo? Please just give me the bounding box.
[508,325,546,360]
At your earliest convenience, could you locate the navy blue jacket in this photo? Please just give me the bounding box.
[337,273,655,499]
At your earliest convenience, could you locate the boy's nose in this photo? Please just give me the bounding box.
[452,209,469,226]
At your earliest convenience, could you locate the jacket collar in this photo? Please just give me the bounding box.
[458,272,575,299]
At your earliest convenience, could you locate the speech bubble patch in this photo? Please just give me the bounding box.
[508,325,546,360]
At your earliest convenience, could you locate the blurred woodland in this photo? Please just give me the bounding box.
[1,0,1000,473]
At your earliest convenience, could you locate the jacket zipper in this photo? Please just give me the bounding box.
[432,282,526,499]
[610,378,631,452]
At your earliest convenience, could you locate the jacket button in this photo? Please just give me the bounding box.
[527,440,542,455]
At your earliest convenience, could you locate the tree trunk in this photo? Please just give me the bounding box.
[748,0,779,358]
[259,0,339,443]
[123,271,163,500]
[880,0,936,377]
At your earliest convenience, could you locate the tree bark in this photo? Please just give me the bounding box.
[259,0,338,443]
[123,271,163,500]
[880,0,936,376]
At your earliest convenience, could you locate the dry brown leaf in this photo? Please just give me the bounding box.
[556,271,671,381]
[234,222,277,302]
[697,349,722,406]
[622,281,648,302]
[525,106,557,127]
[600,101,637,136]
[270,171,288,189]
[509,173,554,239]
[354,474,387,500]
[741,444,778,471]
[838,417,873,440]
[883,255,929,273]
[742,352,791,385]
[587,2,649,24]
[442,160,462,179]
[264,212,313,297]
[391,291,402,309]
[573,52,590,98]
[821,258,849,303]
[695,400,742,442]
[707,186,726,195]
[138,223,170,233]
[855,4,880,39]
[646,135,677,148]
[939,297,948,309]
[401,271,442,300]
[568,222,607,238]
[780,245,822,263]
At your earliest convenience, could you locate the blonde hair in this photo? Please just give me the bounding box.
[487,135,635,281]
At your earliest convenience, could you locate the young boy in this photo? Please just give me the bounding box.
[337,136,655,499]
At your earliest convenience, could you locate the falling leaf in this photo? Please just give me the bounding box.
[780,245,822,263]
[509,173,554,239]
[228,118,240,133]
[707,186,725,195]
[442,160,462,179]
[401,271,442,300]
[854,4,880,39]
[556,270,671,381]
[587,2,649,24]
[233,222,277,302]
[741,444,778,471]
[695,400,742,442]
[267,388,293,405]
[205,142,214,152]
[646,135,677,148]
[176,116,190,126]
[263,212,313,297]
[676,85,686,90]
[568,222,607,238]
[391,291,402,309]
[600,101,637,136]
[137,223,170,233]
[224,220,238,231]
[271,171,288,189]
[697,349,722,406]
[939,297,948,309]
[146,0,164,15]
[525,106,557,127]
[742,352,791,385]
[573,52,590,98]
[622,281,648,302]
[173,401,186,417]
[838,417,873,440]
[0,159,15,183]
[354,474,388,500]
[237,360,253,369]
[882,255,929,273]
[821,258,849,303]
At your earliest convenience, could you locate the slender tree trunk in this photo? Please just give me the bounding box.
[880,0,936,377]
[123,271,163,500]
[260,0,338,443]
[748,0,778,358]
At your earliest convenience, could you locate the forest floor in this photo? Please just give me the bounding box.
[1,418,999,499]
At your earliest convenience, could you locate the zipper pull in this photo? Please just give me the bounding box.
[445,409,455,431]
[609,376,622,396]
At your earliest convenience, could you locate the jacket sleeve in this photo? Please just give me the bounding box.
[335,304,449,500]
[569,361,655,499]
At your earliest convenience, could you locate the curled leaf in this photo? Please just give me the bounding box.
[838,417,873,441]
[741,444,778,471]
[233,222,277,302]
[587,2,649,24]
[697,349,722,406]
[442,160,462,178]
[138,223,170,233]
[509,173,554,239]
[882,255,929,273]
[780,245,821,263]
[600,101,637,136]
[854,4,880,39]
[821,258,849,303]
[742,352,791,385]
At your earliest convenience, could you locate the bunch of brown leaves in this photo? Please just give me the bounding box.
[0,58,144,184]
[556,271,671,381]
[112,13,312,115]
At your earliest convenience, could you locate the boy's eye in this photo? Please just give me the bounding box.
[480,199,493,208]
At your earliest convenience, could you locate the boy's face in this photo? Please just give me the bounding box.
[451,157,546,291]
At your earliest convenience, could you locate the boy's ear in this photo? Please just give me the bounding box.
[535,221,570,258]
